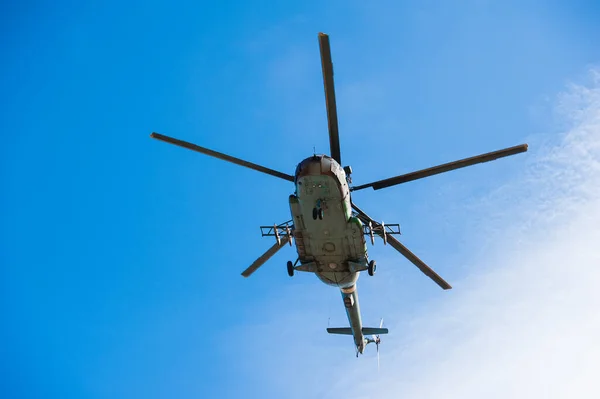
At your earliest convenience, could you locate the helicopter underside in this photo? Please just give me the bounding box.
[289,170,368,288]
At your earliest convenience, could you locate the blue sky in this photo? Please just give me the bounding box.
[2,1,600,398]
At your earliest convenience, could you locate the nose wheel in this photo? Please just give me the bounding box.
[287,260,295,277]
[368,260,376,276]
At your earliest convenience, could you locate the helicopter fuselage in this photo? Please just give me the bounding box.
[290,154,370,352]
[290,154,368,289]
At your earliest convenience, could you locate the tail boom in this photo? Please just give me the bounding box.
[327,285,389,356]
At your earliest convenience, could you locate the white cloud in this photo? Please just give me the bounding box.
[324,67,600,399]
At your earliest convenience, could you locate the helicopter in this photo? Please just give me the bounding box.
[150,32,528,358]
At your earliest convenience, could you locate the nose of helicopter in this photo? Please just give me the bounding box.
[295,155,326,180]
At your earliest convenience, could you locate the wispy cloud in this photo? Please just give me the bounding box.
[326,67,600,399]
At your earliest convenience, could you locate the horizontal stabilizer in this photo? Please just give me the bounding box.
[362,327,388,335]
[327,327,389,335]
[327,327,353,335]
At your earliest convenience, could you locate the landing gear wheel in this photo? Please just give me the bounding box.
[318,208,324,220]
[368,260,377,276]
[312,208,318,220]
[287,261,294,277]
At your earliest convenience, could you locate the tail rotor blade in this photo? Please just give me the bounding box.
[377,341,380,372]
[376,317,383,372]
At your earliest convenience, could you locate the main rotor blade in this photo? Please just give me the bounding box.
[151,132,295,182]
[318,33,342,165]
[384,235,452,290]
[352,144,528,191]
[241,240,288,277]
[351,203,452,290]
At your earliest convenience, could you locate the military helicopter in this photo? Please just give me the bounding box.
[150,32,528,358]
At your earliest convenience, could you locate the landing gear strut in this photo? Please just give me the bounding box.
[287,260,294,277]
[368,260,377,276]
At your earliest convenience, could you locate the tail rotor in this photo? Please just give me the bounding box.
[367,318,384,371]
